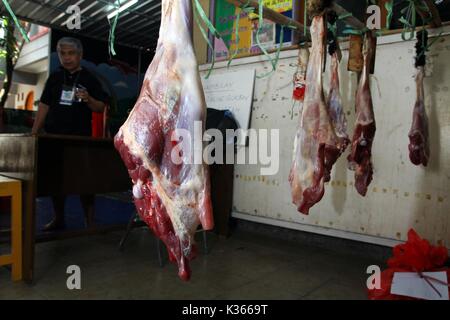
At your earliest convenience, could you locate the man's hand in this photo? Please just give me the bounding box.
[76,89,105,113]
[32,103,49,135]
[75,88,89,102]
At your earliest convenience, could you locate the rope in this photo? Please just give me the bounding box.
[385,0,394,29]
[1,0,29,42]
[108,0,121,56]
[228,1,255,68]
[227,8,242,68]
[256,25,284,79]
[254,0,285,78]
[193,0,221,79]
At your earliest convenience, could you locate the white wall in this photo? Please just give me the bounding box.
[15,33,49,72]
[13,71,47,111]
[200,26,450,247]
[35,71,48,101]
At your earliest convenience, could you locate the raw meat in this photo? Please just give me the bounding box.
[289,15,342,215]
[408,66,429,166]
[408,30,429,167]
[327,51,350,155]
[348,33,376,196]
[114,0,213,281]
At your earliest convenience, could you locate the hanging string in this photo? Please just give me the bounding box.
[193,0,293,78]
[256,25,285,79]
[227,0,254,68]
[254,0,286,78]
[400,0,434,41]
[255,0,273,63]
[1,0,29,42]
[108,0,121,57]
[227,9,241,68]
[193,0,223,79]
[400,0,416,41]
[193,9,214,79]
[385,0,394,29]
[193,0,222,39]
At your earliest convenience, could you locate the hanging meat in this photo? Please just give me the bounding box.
[289,14,343,215]
[348,32,376,196]
[408,30,429,166]
[327,13,349,157]
[327,52,350,154]
[114,0,214,281]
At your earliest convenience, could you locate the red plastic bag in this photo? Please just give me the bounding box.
[368,229,449,300]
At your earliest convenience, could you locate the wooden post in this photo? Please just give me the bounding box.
[330,3,367,30]
[11,180,22,281]
[422,0,442,28]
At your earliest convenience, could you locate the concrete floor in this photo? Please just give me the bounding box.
[0,226,383,299]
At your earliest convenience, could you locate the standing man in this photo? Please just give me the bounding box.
[32,37,109,231]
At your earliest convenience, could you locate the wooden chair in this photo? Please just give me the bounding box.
[0,176,22,281]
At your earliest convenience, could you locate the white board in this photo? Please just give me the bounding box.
[201,69,256,145]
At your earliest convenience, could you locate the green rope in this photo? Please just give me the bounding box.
[1,0,29,42]
[385,0,394,29]
[254,0,280,78]
[342,25,367,36]
[227,9,241,68]
[227,7,242,68]
[400,1,416,41]
[340,12,368,37]
[193,0,221,39]
[399,0,431,41]
[227,0,254,68]
[256,25,284,79]
[338,13,353,20]
[108,0,121,56]
[193,0,224,78]
[193,0,219,79]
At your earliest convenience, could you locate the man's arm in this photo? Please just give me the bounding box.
[86,95,106,113]
[31,102,49,135]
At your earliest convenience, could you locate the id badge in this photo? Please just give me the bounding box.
[60,85,75,106]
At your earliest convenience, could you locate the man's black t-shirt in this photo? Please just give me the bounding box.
[40,67,109,136]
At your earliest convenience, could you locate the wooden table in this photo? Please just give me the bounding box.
[0,134,131,283]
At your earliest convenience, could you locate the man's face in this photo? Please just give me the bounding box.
[57,45,82,72]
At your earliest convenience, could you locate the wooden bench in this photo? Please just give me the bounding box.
[0,176,22,281]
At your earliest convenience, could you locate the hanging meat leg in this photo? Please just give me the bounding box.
[408,66,429,166]
[289,15,341,215]
[408,30,429,167]
[348,33,376,196]
[327,52,350,155]
[114,0,213,281]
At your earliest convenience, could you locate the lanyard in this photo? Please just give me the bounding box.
[63,68,82,88]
